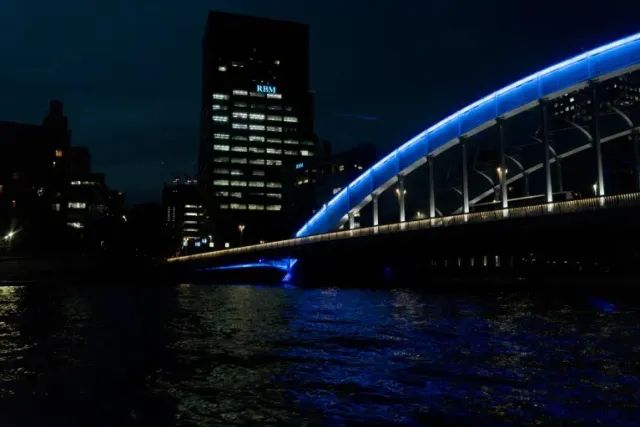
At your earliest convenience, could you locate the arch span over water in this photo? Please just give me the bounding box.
[296,32,640,238]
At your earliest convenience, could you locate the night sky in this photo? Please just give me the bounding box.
[1,0,639,204]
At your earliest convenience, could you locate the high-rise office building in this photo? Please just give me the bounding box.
[199,11,315,246]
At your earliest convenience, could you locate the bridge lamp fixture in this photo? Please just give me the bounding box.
[496,167,508,179]
[394,188,407,197]
[592,183,598,195]
[4,230,16,241]
[238,224,246,246]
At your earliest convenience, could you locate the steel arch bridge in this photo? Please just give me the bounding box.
[295,31,640,238]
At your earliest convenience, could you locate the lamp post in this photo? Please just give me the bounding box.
[238,224,245,246]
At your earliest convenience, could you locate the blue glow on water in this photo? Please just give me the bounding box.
[295,31,640,238]
[199,257,297,273]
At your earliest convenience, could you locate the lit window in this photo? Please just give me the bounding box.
[233,89,248,96]
[249,124,265,131]
[248,181,265,188]
[213,157,229,163]
[218,66,227,72]
[212,93,228,100]
[230,203,247,210]
[55,149,64,158]
[214,133,230,140]
[231,158,247,164]
[268,105,282,111]
[231,146,247,152]
[267,138,282,144]
[284,150,298,156]
[213,179,229,186]
[301,150,314,157]
[266,159,282,166]
[232,61,243,68]
[267,182,282,189]
[267,148,282,155]
[249,113,265,120]
[213,168,229,174]
[249,147,265,153]
[249,135,265,142]
[267,115,282,121]
[250,159,266,165]
[67,222,84,229]
[220,204,229,210]
[284,139,298,145]
[266,193,282,199]
[283,116,298,123]
[215,191,229,197]
[212,104,227,111]
[248,204,265,210]
[230,180,247,187]
[250,92,265,97]
[267,126,282,133]
[230,192,242,198]
[232,111,248,119]
[302,140,315,146]
[234,102,248,108]
[214,144,230,151]
[267,93,282,99]
[252,170,265,176]
[232,135,248,141]
[266,204,282,211]
[212,115,228,122]
[232,123,248,130]
[230,169,243,176]
[68,202,86,209]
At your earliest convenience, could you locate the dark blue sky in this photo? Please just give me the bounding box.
[1,0,639,203]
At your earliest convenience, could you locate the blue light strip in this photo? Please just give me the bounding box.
[296,32,640,238]
[198,258,297,273]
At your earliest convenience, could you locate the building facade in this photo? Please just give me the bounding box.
[162,178,208,253]
[199,11,316,246]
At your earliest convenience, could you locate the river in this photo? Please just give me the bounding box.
[1,283,639,425]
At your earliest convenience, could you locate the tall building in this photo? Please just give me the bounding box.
[199,11,316,246]
[162,178,208,253]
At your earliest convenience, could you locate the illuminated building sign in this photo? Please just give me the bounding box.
[257,85,277,94]
[295,162,304,170]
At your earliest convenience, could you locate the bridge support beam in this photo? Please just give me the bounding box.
[461,140,470,214]
[498,120,508,209]
[428,156,436,218]
[591,83,605,196]
[398,176,406,222]
[542,102,553,203]
[348,212,355,230]
[523,172,530,197]
[634,130,640,192]
[372,194,379,226]
[556,157,564,193]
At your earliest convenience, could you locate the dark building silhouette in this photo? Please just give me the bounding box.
[293,143,377,228]
[162,178,208,254]
[0,100,123,253]
[199,11,316,247]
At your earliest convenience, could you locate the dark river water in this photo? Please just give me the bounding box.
[1,283,639,426]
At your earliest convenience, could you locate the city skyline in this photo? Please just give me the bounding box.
[1,0,640,203]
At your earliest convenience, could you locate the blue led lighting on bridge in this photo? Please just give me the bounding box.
[199,257,297,274]
[295,32,640,238]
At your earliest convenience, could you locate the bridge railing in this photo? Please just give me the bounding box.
[167,192,640,263]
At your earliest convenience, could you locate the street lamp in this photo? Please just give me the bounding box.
[238,224,245,246]
[592,182,598,195]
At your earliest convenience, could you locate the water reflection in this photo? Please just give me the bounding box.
[0,284,638,425]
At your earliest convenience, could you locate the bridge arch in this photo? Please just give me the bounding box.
[296,32,640,238]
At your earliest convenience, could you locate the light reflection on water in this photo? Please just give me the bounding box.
[0,284,639,425]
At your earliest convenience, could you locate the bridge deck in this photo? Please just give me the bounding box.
[167,192,640,264]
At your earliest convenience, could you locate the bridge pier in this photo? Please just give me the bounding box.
[591,82,605,196]
[542,102,554,203]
